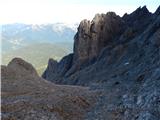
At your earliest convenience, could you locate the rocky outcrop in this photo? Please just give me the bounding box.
[154,6,160,17]
[119,6,152,43]
[2,6,160,120]
[41,6,160,120]
[42,54,73,82]
[72,12,125,69]
[122,6,151,27]
[42,6,158,82]
[42,11,126,80]
[8,57,38,77]
[42,58,58,80]
[1,58,96,120]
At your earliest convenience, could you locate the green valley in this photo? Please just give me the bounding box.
[2,43,72,75]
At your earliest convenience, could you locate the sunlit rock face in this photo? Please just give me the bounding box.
[73,12,125,67]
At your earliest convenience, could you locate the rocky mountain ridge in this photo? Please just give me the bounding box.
[42,6,160,119]
[1,6,160,120]
[43,6,160,84]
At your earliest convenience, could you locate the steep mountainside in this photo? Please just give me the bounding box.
[43,6,160,119]
[1,6,160,120]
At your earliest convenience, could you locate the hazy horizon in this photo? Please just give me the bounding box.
[0,0,159,25]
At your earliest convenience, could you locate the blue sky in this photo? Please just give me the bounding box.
[0,0,159,24]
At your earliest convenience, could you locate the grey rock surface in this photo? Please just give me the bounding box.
[42,6,160,120]
[1,5,160,120]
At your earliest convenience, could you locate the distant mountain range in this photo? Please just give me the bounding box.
[1,23,77,52]
[2,43,72,75]
[1,23,77,74]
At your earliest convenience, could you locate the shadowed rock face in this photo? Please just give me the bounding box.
[42,6,160,120]
[43,12,126,79]
[155,6,160,16]
[42,58,58,79]
[42,54,74,82]
[42,6,159,82]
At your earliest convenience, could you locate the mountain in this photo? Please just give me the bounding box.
[1,23,75,75]
[2,43,72,75]
[1,23,77,52]
[1,6,160,120]
[43,6,160,119]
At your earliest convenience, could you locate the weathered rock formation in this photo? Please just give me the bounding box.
[43,11,126,79]
[73,12,125,63]
[43,6,160,82]
[42,6,160,120]
[1,5,160,120]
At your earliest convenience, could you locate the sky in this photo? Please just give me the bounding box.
[0,0,159,24]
